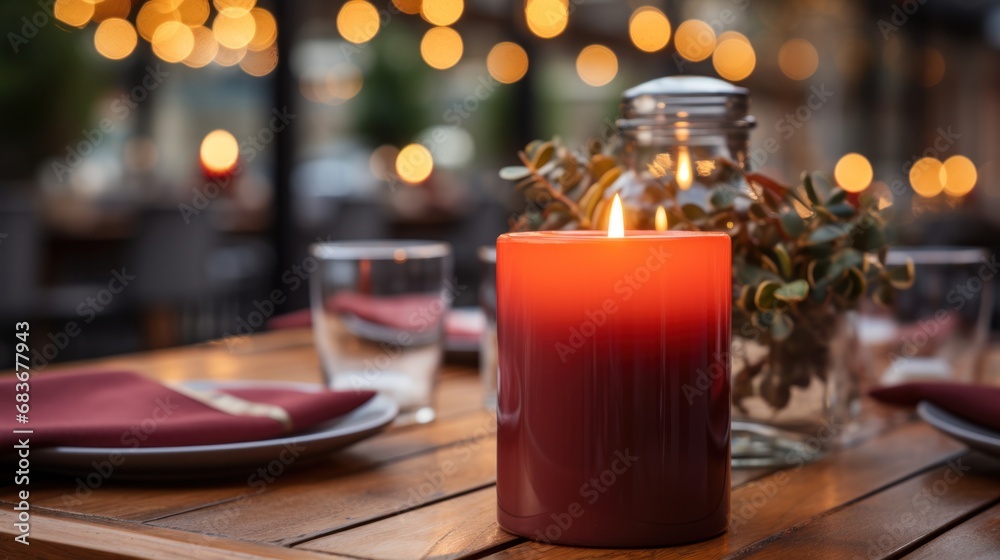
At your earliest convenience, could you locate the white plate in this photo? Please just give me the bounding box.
[918,401,1000,458]
[33,380,398,480]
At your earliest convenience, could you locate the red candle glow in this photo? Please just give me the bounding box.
[496,197,731,547]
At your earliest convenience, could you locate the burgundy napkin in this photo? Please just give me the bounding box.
[869,382,1000,433]
[0,371,375,449]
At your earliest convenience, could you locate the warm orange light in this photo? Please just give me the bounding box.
[654,205,668,232]
[834,153,873,193]
[177,0,210,26]
[392,0,421,15]
[152,21,195,63]
[675,19,716,62]
[213,8,256,49]
[94,18,138,60]
[421,0,462,26]
[420,26,463,70]
[54,0,95,28]
[200,130,239,173]
[214,44,247,66]
[676,147,693,190]
[608,194,624,238]
[136,1,178,41]
[525,0,568,39]
[247,8,277,51]
[629,6,671,53]
[396,144,434,184]
[214,0,255,16]
[576,44,617,87]
[909,157,944,198]
[487,42,529,84]
[778,38,819,81]
[92,0,131,23]
[337,0,380,44]
[240,44,278,76]
[941,155,977,196]
[712,38,755,81]
[184,25,219,68]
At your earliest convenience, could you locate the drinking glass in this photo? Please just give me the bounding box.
[477,246,497,410]
[310,240,453,424]
[859,246,992,388]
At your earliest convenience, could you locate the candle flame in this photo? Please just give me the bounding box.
[676,147,693,190]
[608,193,624,238]
[655,205,668,231]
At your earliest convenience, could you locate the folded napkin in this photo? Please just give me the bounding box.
[870,382,1000,433]
[0,371,375,449]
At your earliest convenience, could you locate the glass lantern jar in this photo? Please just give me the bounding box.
[605,76,860,467]
[602,76,756,230]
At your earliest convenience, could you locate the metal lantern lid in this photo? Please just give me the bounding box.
[617,76,756,131]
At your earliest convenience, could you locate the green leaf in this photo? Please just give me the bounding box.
[826,202,857,218]
[710,186,738,209]
[774,279,810,302]
[826,187,847,205]
[681,203,707,221]
[839,266,867,302]
[736,264,782,285]
[754,281,781,310]
[737,284,756,312]
[803,173,822,205]
[500,166,531,181]
[772,244,792,279]
[779,210,805,238]
[770,313,794,341]
[804,224,850,246]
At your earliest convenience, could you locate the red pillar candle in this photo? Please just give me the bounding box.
[496,228,731,547]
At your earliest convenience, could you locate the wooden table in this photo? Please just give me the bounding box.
[3,328,1000,559]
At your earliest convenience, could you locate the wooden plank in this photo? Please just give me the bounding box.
[150,432,500,546]
[0,410,495,523]
[903,501,1000,560]
[295,487,516,560]
[485,421,966,559]
[292,467,777,559]
[0,510,341,560]
[737,454,1000,559]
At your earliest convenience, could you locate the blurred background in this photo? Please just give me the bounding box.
[2,0,999,368]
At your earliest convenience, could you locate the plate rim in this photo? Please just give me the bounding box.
[35,381,398,458]
[917,401,1000,451]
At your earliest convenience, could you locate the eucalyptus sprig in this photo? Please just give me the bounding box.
[502,137,914,411]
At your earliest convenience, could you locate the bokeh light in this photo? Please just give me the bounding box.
[629,6,671,53]
[778,38,819,80]
[370,144,400,181]
[214,44,247,66]
[240,44,278,76]
[675,19,716,62]
[712,38,755,81]
[184,25,219,68]
[55,0,95,28]
[420,27,463,70]
[177,0,210,26]
[834,153,873,193]
[137,1,179,41]
[326,65,364,102]
[941,155,977,196]
[396,144,434,184]
[247,8,277,50]
[576,44,618,87]
[909,157,944,198]
[152,21,195,63]
[392,0,421,15]
[487,42,529,84]
[200,129,239,174]
[94,18,138,60]
[421,0,462,27]
[337,0,380,44]
[92,0,131,23]
[923,47,946,87]
[213,8,256,49]
[717,30,750,45]
[214,0,255,15]
[526,0,568,39]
